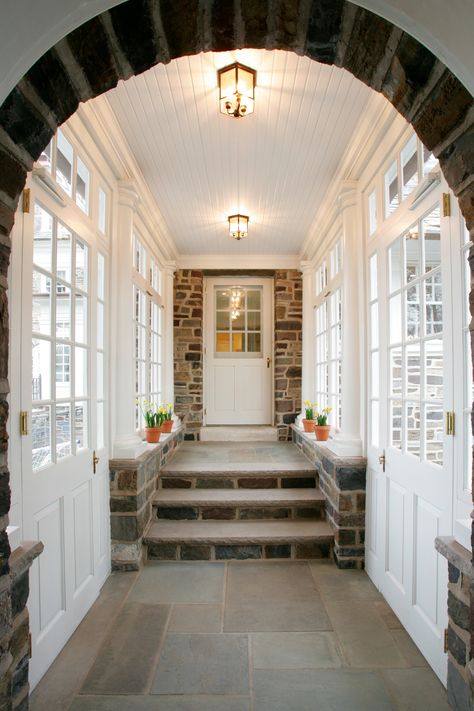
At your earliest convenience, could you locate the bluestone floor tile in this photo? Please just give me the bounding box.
[390,629,429,667]
[252,631,342,669]
[226,561,319,604]
[253,669,395,711]
[382,668,450,710]
[224,601,332,632]
[129,562,225,603]
[152,633,249,695]
[324,599,408,668]
[80,602,170,694]
[30,572,138,711]
[168,604,222,632]
[71,696,251,711]
[310,562,383,601]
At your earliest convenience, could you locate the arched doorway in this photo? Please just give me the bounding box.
[0,1,473,707]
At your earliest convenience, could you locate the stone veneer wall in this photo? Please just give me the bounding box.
[5,542,43,710]
[292,426,366,569]
[436,537,474,711]
[275,270,302,441]
[109,428,183,571]
[174,270,302,441]
[174,270,203,441]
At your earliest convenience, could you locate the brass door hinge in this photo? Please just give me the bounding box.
[446,411,455,436]
[444,627,449,654]
[20,411,28,436]
[22,188,30,213]
[442,193,451,217]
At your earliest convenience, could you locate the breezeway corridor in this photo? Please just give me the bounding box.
[31,557,449,711]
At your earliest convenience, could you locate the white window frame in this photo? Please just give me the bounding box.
[313,238,343,428]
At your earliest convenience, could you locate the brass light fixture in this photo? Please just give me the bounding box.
[218,63,256,118]
[228,214,249,241]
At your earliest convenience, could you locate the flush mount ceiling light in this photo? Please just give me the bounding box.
[218,63,256,118]
[228,214,249,241]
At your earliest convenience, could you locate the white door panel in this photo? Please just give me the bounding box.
[366,187,453,684]
[205,277,273,425]
[12,178,111,688]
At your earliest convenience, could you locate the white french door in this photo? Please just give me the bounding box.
[11,179,110,687]
[366,186,455,683]
[204,277,273,425]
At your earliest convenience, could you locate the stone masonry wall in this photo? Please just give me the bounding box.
[293,427,366,569]
[436,538,474,711]
[275,270,303,441]
[109,428,183,571]
[174,271,203,441]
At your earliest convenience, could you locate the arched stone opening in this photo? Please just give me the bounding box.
[0,1,473,707]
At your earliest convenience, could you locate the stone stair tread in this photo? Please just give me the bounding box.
[153,488,324,507]
[144,519,333,544]
[160,461,315,475]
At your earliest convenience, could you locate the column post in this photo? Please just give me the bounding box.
[112,181,146,458]
[327,181,363,456]
[162,262,176,407]
[300,261,314,411]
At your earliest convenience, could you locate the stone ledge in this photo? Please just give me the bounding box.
[9,541,43,580]
[291,425,367,469]
[435,536,473,577]
[109,426,184,469]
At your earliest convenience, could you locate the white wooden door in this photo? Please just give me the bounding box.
[366,192,454,683]
[204,277,273,425]
[14,180,110,687]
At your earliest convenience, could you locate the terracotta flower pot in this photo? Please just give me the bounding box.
[145,427,161,443]
[302,419,315,433]
[161,419,173,433]
[314,425,331,441]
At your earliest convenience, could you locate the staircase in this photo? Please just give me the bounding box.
[143,442,334,561]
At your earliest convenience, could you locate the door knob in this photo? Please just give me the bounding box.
[378,452,386,472]
[93,450,100,474]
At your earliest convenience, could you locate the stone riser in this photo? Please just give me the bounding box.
[159,475,318,490]
[146,540,332,561]
[153,505,324,521]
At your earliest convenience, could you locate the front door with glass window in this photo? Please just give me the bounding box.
[204,277,273,425]
[11,179,110,688]
[366,193,454,682]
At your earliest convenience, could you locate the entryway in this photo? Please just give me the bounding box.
[203,277,273,426]
[30,559,449,711]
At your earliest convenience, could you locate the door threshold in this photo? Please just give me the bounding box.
[200,426,278,442]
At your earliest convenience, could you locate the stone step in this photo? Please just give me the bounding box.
[143,519,334,561]
[152,488,325,521]
[159,462,318,490]
[200,427,279,442]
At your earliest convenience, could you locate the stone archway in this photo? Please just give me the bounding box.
[0,1,473,707]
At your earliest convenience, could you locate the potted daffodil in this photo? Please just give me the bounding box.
[302,401,317,433]
[161,404,174,433]
[314,406,332,441]
[138,399,165,443]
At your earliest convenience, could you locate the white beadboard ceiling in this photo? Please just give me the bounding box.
[103,49,389,256]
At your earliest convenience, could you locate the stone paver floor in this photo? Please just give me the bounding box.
[165,441,311,466]
[30,560,450,711]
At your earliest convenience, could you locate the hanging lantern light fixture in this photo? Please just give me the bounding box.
[228,214,249,241]
[218,63,256,118]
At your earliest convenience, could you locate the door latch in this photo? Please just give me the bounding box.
[266,357,271,369]
[92,450,100,474]
[378,451,386,472]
